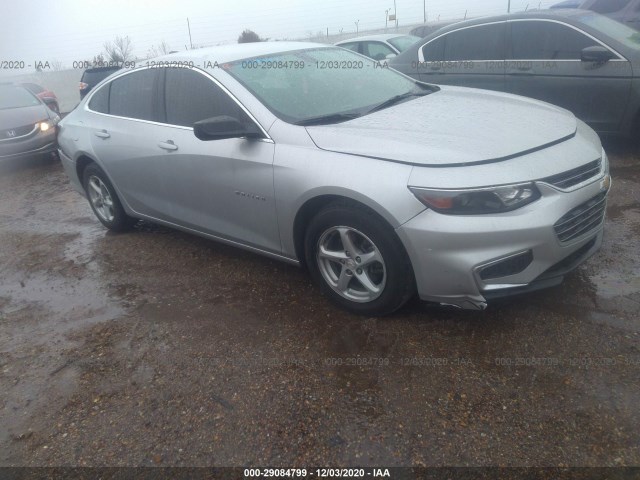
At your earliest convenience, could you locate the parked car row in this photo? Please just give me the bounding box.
[56,41,611,315]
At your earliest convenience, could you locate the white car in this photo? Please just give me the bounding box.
[335,34,421,60]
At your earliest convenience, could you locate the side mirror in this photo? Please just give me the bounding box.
[385,53,398,59]
[581,46,615,63]
[193,116,263,141]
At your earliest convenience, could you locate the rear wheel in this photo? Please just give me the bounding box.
[82,163,136,232]
[304,202,415,316]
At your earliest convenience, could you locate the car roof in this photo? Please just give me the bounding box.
[156,42,332,64]
[424,8,607,33]
[335,33,417,45]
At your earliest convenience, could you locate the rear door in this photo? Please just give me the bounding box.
[418,22,507,91]
[506,19,632,133]
[87,68,167,217]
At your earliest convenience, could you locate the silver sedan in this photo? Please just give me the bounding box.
[57,42,611,315]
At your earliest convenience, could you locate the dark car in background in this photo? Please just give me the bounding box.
[21,82,60,114]
[0,84,60,161]
[79,66,121,99]
[551,0,640,30]
[390,10,640,137]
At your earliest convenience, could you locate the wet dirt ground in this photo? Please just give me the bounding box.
[0,144,638,468]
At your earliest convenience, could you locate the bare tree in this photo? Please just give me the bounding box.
[104,36,134,65]
[51,60,65,71]
[238,29,263,43]
[146,41,172,59]
[91,54,106,67]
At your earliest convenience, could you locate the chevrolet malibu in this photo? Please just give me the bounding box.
[57,43,611,315]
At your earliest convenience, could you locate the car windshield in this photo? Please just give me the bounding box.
[0,85,41,110]
[225,47,434,125]
[388,35,421,52]
[577,12,640,49]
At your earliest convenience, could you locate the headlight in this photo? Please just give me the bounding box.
[36,115,60,132]
[409,183,541,215]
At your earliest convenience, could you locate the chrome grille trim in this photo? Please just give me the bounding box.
[541,159,602,190]
[554,193,607,244]
[0,124,38,143]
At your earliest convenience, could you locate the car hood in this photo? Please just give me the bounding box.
[0,105,49,130]
[305,87,578,167]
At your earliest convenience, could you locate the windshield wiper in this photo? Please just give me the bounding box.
[366,90,430,115]
[297,112,362,126]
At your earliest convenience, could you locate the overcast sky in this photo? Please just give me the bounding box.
[1,0,557,71]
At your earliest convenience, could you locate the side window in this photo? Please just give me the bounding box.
[511,21,599,60]
[88,84,110,114]
[363,42,396,60]
[163,68,249,128]
[444,24,506,61]
[421,36,445,61]
[339,42,361,53]
[109,69,159,121]
[590,0,631,13]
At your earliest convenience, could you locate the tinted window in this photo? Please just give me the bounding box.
[511,21,599,59]
[590,0,631,13]
[88,84,110,113]
[422,37,445,61]
[363,42,396,60]
[164,68,247,127]
[444,23,506,61]
[109,69,158,121]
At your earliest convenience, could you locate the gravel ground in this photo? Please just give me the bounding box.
[0,144,638,468]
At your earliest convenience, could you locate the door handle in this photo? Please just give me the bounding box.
[158,140,178,151]
[94,130,110,139]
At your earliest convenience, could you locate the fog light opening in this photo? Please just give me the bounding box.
[479,250,534,281]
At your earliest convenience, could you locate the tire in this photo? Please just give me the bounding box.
[82,163,136,232]
[304,201,415,316]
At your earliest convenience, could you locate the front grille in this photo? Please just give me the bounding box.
[554,193,607,244]
[1,124,36,141]
[542,159,602,190]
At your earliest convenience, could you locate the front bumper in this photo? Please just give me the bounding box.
[397,174,610,310]
[0,128,57,160]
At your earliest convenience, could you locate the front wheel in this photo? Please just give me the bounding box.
[304,202,415,316]
[82,163,136,232]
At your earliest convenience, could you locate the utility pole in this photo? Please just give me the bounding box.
[187,18,193,49]
[423,0,426,23]
[508,0,511,13]
[355,20,359,35]
[394,0,398,28]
